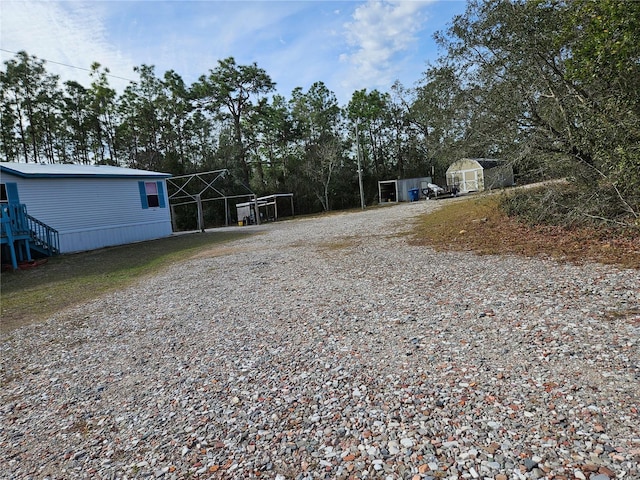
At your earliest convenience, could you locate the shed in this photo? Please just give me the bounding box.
[236,194,295,225]
[446,159,514,194]
[378,177,433,203]
[0,162,172,254]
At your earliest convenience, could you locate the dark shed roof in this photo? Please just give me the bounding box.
[473,159,502,169]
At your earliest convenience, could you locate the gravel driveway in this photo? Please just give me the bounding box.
[2,200,639,480]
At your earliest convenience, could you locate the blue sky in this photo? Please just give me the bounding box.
[1,0,467,104]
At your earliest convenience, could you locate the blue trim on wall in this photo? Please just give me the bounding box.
[157,181,166,208]
[138,181,167,209]
[139,181,149,209]
[5,182,20,204]
[1,165,170,179]
[2,172,171,179]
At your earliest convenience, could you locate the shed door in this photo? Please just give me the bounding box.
[463,169,480,192]
[450,169,481,193]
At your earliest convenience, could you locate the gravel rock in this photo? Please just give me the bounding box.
[1,200,639,479]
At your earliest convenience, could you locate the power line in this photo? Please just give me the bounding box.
[0,48,136,83]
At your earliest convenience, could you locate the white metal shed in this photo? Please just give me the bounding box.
[446,159,514,193]
[378,177,433,203]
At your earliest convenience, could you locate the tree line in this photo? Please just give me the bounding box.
[2,0,638,224]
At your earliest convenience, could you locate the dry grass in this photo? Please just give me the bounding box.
[317,236,359,252]
[410,193,640,269]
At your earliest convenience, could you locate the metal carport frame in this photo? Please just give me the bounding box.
[166,169,255,231]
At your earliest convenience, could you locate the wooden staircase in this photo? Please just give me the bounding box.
[26,212,60,257]
[1,203,59,270]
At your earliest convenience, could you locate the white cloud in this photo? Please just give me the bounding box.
[0,0,452,105]
[182,2,349,100]
[341,0,430,93]
[1,0,136,90]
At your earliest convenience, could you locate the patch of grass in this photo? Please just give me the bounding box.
[603,308,640,322]
[410,193,640,269]
[1,231,249,333]
[318,236,359,252]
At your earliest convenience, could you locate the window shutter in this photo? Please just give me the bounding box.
[156,181,166,208]
[138,181,149,209]
[6,183,20,204]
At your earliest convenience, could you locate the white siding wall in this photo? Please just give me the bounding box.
[58,221,172,253]
[4,174,171,253]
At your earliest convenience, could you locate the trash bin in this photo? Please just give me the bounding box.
[408,188,420,202]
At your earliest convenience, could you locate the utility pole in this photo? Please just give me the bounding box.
[355,121,365,210]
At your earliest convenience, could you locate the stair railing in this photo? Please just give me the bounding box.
[26,213,60,255]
